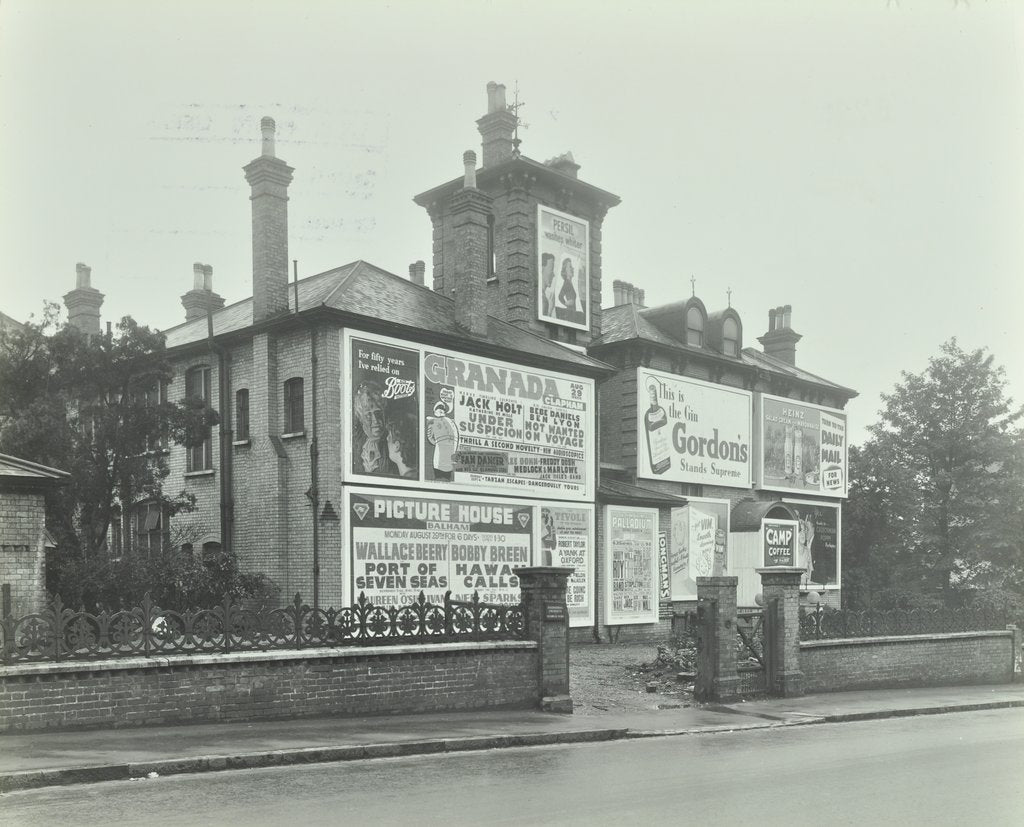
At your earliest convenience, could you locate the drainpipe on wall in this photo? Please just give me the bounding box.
[206,307,233,553]
[309,322,320,610]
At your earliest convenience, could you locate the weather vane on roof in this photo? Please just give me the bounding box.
[511,80,527,159]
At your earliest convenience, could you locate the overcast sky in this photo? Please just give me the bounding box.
[2,0,1021,446]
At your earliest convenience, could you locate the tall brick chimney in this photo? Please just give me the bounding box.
[409,260,426,286]
[63,262,104,337]
[181,262,226,322]
[243,117,294,322]
[757,304,801,365]
[476,82,517,168]
[450,150,492,337]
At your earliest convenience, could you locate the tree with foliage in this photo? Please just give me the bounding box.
[0,305,272,610]
[844,339,1023,610]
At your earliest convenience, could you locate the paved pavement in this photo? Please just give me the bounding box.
[2,682,1023,793]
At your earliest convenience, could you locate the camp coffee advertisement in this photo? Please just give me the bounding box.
[537,204,590,331]
[605,505,659,625]
[762,518,798,567]
[757,394,848,497]
[636,367,752,487]
[668,498,730,601]
[347,489,594,627]
[344,332,595,500]
[783,499,840,589]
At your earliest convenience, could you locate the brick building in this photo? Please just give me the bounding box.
[57,82,855,643]
[0,454,69,616]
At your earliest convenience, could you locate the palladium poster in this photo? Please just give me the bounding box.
[605,505,659,625]
[347,489,595,626]
[756,394,848,498]
[537,204,590,331]
[636,367,753,487]
[344,332,595,500]
[669,498,730,601]
[784,499,840,589]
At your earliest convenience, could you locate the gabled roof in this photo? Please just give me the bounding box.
[0,453,70,483]
[0,310,25,332]
[591,303,857,398]
[162,260,612,374]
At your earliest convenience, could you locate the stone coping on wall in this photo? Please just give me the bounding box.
[1,640,539,679]
[800,630,1012,649]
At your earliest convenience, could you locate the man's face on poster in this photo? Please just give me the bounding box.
[355,387,386,439]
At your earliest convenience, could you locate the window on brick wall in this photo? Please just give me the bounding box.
[142,379,169,451]
[235,388,250,441]
[185,365,213,471]
[132,501,168,555]
[284,377,304,434]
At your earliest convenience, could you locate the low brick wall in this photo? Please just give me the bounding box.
[0,641,539,732]
[800,631,1015,693]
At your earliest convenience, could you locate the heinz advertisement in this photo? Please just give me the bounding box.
[636,367,753,487]
[344,332,595,500]
[756,394,848,498]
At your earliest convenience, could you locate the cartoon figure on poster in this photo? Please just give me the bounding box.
[540,507,558,566]
[426,389,459,481]
[350,340,419,479]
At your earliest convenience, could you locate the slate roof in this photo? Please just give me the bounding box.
[598,476,689,507]
[592,304,857,398]
[162,260,611,373]
[0,454,70,482]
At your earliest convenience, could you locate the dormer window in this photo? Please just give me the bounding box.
[723,317,740,356]
[686,306,704,347]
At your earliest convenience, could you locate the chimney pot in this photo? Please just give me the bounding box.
[76,262,91,289]
[193,262,205,290]
[260,116,276,157]
[635,289,645,308]
[203,264,213,292]
[612,280,626,306]
[409,260,426,286]
[462,150,477,188]
[494,83,507,112]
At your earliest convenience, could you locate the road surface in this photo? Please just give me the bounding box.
[3,708,1022,825]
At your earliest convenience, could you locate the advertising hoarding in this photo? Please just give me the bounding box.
[783,499,841,590]
[668,497,730,600]
[344,331,595,500]
[762,518,798,567]
[537,205,590,331]
[604,505,659,625]
[756,394,848,498]
[636,367,752,487]
[346,488,594,626]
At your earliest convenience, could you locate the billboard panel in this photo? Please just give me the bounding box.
[344,331,595,500]
[668,497,730,600]
[762,518,798,567]
[604,505,659,625]
[636,367,753,487]
[346,488,594,626]
[537,205,590,331]
[783,499,841,590]
[756,394,848,498]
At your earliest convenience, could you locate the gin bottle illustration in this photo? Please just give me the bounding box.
[644,384,672,475]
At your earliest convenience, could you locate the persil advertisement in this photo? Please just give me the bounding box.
[346,488,594,626]
[343,331,595,500]
[756,394,848,498]
[636,367,753,488]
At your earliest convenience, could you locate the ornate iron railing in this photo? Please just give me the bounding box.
[0,591,527,665]
[799,604,1008,641]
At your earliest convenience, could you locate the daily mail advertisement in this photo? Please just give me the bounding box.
[604,505,659,625]
[756,393,848,498]
[343,331,595,501]
[346,488,595,627]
